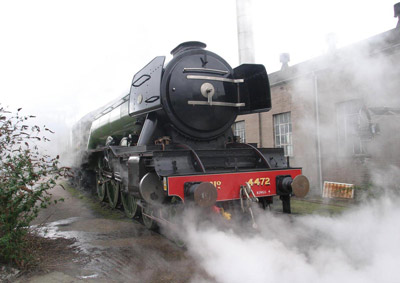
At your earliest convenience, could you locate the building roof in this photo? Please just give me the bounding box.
[268,28,400,86]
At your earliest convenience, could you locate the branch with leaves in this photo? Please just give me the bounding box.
[0,106,69,267]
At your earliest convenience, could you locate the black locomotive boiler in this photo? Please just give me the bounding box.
[75,41,309,229]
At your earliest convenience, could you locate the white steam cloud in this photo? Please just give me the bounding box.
[180,189,400,283]
[178,33,400,282]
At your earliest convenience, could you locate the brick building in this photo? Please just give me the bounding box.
[234,27,400,195]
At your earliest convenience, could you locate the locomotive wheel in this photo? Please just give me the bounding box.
[106,180,120,209]
[167,199,184,221]
[121,192,138,218]
[142,205,158,230]
[96,172,106,202]
[174,237,186,248]
[167,202,185,247]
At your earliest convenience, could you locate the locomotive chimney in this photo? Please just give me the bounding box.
[395,2,400,28]
[171,41,206,56]
[280,53,290,71]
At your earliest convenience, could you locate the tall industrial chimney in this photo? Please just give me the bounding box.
[236,0,262,147]
[236,0,255,64]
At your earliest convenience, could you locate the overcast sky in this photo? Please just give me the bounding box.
[0,0,397,134]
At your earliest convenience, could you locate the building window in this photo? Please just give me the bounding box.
[232,121,246,143]
[273,112,293,156]
[336,100,369,156]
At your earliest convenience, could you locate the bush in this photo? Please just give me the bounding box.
[0,106,67,267]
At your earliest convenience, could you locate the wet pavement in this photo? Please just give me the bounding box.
[25,182,211,283]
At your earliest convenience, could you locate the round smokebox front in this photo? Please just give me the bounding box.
[161,50,238,140]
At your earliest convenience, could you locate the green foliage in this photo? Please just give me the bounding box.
[354,182,383,200]
[0,106,67,267]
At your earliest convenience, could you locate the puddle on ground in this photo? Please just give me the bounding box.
[31,215,191,281]
[33,217,149,254]
[28,183,205,283]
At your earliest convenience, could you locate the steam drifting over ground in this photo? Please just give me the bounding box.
[177,168,400,283]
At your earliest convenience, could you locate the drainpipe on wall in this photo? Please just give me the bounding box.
[313,72,323,193]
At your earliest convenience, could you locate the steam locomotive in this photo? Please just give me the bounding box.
[73,41,309,230]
